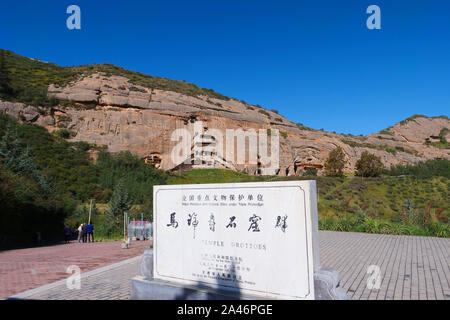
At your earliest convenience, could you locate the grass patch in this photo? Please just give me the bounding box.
[296,123,315,131]
[379,129,394,136]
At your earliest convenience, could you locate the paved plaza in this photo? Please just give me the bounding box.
[0,240,150,299]
[319,231,449,300]
[4,231,449,300]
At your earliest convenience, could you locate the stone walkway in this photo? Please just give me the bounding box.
[6,231,450,300]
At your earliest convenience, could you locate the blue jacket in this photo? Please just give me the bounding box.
[86,224,94,233]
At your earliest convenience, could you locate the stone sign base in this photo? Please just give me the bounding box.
[314,266,351,300]
[131,276,261,300]
[131,249,351,300]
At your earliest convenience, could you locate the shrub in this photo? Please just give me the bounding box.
[129,86,147,93]
[379,129,394,136]
[302,168,317,176]
[56,128,70,139]
[385,146,397,155]
[258,109,271,117]
[75,141,90,151]
[296,123,315,131]
[385,159,450,179]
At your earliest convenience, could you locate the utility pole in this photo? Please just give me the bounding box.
[123,211,128,239]
[88,199,93,224]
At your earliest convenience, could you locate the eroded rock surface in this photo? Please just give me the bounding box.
[1,74,449,175]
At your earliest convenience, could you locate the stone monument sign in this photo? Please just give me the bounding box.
[152,180,319,300]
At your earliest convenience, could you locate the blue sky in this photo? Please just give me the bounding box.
[1,0,449,135]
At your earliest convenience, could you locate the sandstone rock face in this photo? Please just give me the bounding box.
[1,74,449,175]
[387,117,450,143]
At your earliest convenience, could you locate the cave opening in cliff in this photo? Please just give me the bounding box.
[143,154,162,169]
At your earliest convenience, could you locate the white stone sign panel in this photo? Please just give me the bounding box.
[153,180,319,300]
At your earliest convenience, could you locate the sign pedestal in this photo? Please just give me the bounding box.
[131,249,350,300]
[132,275,258,300]
[133,181,350,300]
[132,249,255,299]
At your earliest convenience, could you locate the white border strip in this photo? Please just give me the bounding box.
[5,254,143,300]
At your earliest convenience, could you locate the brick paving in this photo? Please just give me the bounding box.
[0,240,151,299]
[17,257,142,300]
[4,231,450,300]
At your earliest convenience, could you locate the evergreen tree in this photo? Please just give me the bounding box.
[105,181,133,228]
[324,146,346,176]
[0,125,53,194]
[0,125,23,170]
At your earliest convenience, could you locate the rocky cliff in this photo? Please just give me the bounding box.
[0,66,449,176]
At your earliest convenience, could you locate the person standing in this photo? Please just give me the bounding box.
[64,225,71,243]
[82,223,87,243]
[77,224,83,243]
[34,231,41,245]
[86,223,94,243]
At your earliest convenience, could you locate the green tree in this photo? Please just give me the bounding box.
[0,50,13,96]
[0,125,23,169]
[69,201,100,227]
[0,125,53,195]
[324,146,346,176]
[97,151,167,203]
[302,168,317,176]
[385,158,450,178]
[104,181,133,232]
[355,151,384,177]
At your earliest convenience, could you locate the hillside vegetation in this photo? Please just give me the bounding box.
[0,113,168,248]
[0,112,448,248]
[0,49,231,108]
[168,166,449,237]
[0,49,449,247]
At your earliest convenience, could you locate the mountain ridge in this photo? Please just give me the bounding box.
[0,48,447,135]
[0,49,449,176]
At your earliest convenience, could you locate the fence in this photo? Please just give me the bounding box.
[127,221,152,240]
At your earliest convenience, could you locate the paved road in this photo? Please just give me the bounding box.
[6,231,450,300]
